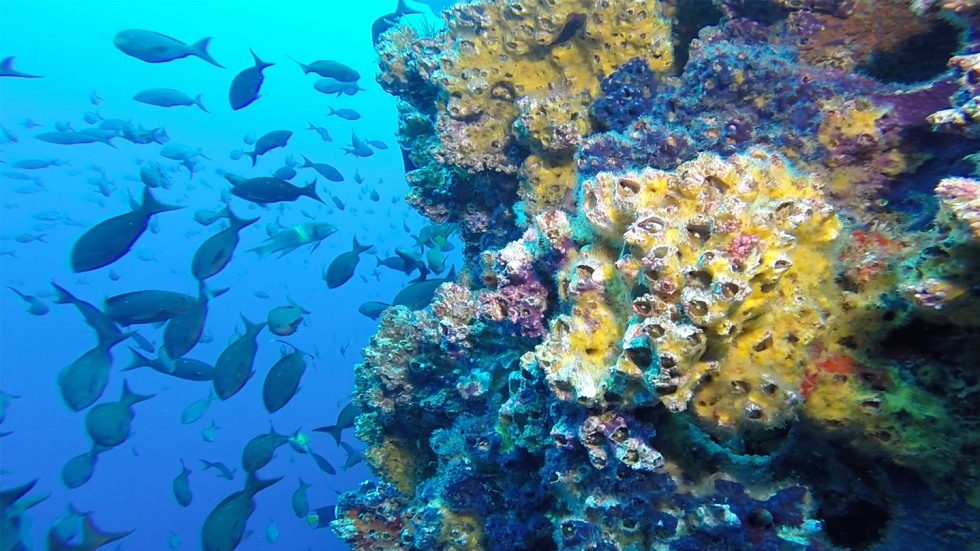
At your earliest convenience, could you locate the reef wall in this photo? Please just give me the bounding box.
[335,0,980,549]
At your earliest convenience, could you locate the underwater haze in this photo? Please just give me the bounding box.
[1,1,448,550]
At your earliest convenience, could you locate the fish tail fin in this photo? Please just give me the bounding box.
[79,515,132,550]
[191,37,224,68]
[139,187,183,216]
[245,472,283,497]
[193,94,209,113]
[307,122,317,130]
[240,314,267,336]
[121,379,155,406]
[245,148,258,166]
[396,0,422,16]
[0,57,13,72]
[303,179,323,204]
[300,154,313,168]
[352,236,372,254]
[122,346,152,371]
[287,55,308,74]
[50,281,75,304]
[6,286,27,300]
[327,106,336,116]
[250,49,273,69]
[199,459,216,470]
[313,424,343,446]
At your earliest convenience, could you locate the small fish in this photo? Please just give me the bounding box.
[0,56,41,78]
[274,166,296,180]
[0,390,19,424]
[71,187,182,272]
[313,401,360,445]
[357,301,389,320]
[426,247,446,274]
[300,155,343,182]
[124,348,214,381]
[50,282,122,341]
[10,158,63,169]
[330,194,346,211]
[313,79,364,96]
[311,452,336,475]
[366,139,388,150]
[262,343,309,413]
[229,49,273,111]
[58,332,130,412]
[61,444,106,489]
[369,188,380,202]
[324,237,371,289]
[244,130,292,166]
[550,12,587,46]
[267,298,309,337]
[202,420,220,442]
[372,0,422,46]
[265,519,279,544]
[340,441,365,471]
[291,479,312,518]
[114,29,223,67]
[228,174,323,204]
[326,107,361,120]
[212,315,266,400]
[181,390,217,424]
[200,459,236,480]
[287,57,359,81]
[173,460,193,506]
[133,88,208,112]
[90,90,103,105]
[6,286,49,315]
[194,206,229,226]
[160,142,207,161]
[307,122,332,142]
[82,111,102,124]
[169,531,182,549]
[354,168,364,184]
[36,131,114,147]
[84,380,154,448]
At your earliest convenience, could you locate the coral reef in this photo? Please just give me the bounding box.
[340,0,980,548]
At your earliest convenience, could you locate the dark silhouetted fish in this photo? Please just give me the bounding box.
[358,301,390,320]
[36,131,115,147]
[313,401,360,445]
[58,332,130,412]
[1,479,49,551]
[6,286,48,315]
[549,13,587,46]
[312,79,364,96]
[228,174,322,204]
[241,425,290,472]
[340,441,365,471]
[247,222,338,258]
[310,452,335,475]
[229,49,272,111]
[305,505,336,529]
[267,299,308,337]
[244,130,291,166]
[104,289,197,326]
[192,209,258,280]
[114,29,223,67]
[123,347,214,381]
[291,479,311,518]
[70,187,182,272]
[213,315,266,400]
[133,88,208,112]
[173,460,193,507]
[287,56,359,81]
[392,271,456,310]
[372,0,422,46]
[164,284,228,360]
[325,237,371,289]
[307,122,331,142]
[262,343,308,413]
[300,155,343,182]
[0,57,41,78]
[200,459,236,480]
[201,473,280,551]
[326,107,360,120]
[84,380,154,448]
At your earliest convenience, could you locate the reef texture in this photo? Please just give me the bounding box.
[338,0,980,549]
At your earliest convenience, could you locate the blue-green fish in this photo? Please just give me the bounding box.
[244,130,292,166]
[313,401,360,445]
[164,284,227,360]
[262,343,308,413]
[46,508,131,550]
[201,473,280,551]
[172,460,193,507]
[324,236,371,289]
[6,286,48,315]
[114,29,223,67]
[247,222,338,258]
[200,459,236,480]
[291,479,311,518]
[84,380,154,448]
[104,289,196,326]
[36,131,115,147]
[229,49,272,111]
[133,88,208,112]
[241,425,289,472]
[58,332,130,412]
[288,56,359,81]
[192,209,258,280]
[267,298,309,337]
[326,107,360,120]
[181,389,217,425]
[61,443,107,489]
[202,420,220,442]
[212,315,265,400]
[70,187,182,272]
[123,347,214,381]
[50,282,122,341]
[227,174,322,204]
[300,155,343,182]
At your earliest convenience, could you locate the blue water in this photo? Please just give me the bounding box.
[0,1,449,549]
